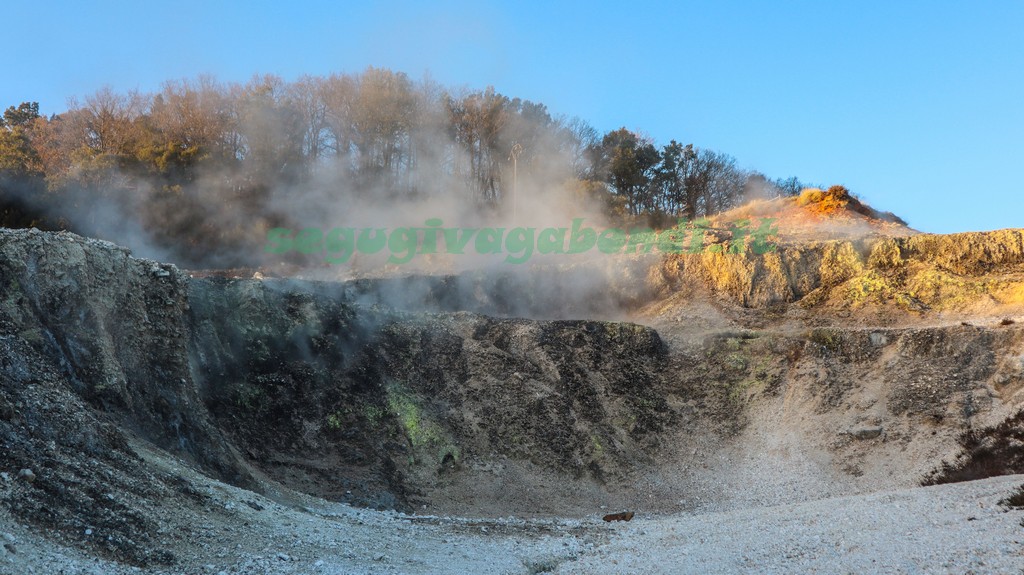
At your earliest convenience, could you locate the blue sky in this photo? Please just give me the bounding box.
[6,1,1022,233]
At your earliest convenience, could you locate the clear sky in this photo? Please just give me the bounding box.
[5,1,1022,233]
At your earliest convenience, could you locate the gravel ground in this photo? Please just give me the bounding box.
[3,466,1024,574]
[560,475,1024,575]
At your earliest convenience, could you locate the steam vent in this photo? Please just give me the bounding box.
[3,193,1024,572]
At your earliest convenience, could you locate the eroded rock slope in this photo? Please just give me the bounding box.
[2,226,1024,569]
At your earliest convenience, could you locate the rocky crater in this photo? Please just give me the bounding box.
[2,225,1024,570]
